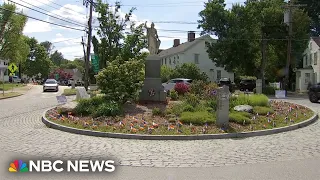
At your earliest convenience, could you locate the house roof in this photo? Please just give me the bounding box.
[312,37,320,47]
[158,35,214,58]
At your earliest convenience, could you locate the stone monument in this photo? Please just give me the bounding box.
[216,85,230,127]
[139,22,166,102]
[76,87,90,100]
[256,79,262,94]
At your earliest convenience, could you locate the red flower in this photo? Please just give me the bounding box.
[174,83,189,95]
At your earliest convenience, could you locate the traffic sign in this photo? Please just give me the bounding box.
[91,54,99,73]
[8,63,18,73]
[9,72,15,76]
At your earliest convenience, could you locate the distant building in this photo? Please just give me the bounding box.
[158,31,234,82]
[295,37,320,92]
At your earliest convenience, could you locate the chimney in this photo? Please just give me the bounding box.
[173,39,180,47]
[188,31,195,42]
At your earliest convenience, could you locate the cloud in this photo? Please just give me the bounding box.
[48,4,87,28]
[23,18,52,33]
[3,0,53,12]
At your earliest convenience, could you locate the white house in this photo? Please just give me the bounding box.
[0,60,9,82]
[296,37,320,92]
[158,31,234,83]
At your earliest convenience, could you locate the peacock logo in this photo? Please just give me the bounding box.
[9,160,29,172]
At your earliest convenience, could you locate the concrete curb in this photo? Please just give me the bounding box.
[0,93,23,100]
[42,107,319,140]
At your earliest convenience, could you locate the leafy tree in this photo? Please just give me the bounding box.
[96,56,144,104]
[21,37,53,79]
[50,50,66,66]
[0,3,28,63]
[298,0,320,36]
[40,41,54,55]
[198,0,310,88]
[92,0,147,69]
[161,65,174,83]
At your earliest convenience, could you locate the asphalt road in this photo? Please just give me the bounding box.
[0,85,320,180]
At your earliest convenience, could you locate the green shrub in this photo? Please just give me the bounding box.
[152,107,162,116]
[180,111,215,125]
[229,94,269,108]
[248,94,269,107]
[168,102,185,116]
[240,76,257,80]
[184,93,200,107]
[263,86,277,95]
[170,90,179,100]
[229,112,251,125]
[73,96,120,116]
[205,99,217,111]
[93,102,122,117]
[189,80,207,96]
[253,106,274,115]
[96,56,144,104]
[183,104,195,112]
[253,88,256,94]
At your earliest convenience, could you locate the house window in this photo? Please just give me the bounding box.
[305,55,308,66]
[217,70,221,81]
[173,60,176,64]
[165,58,167,64]
[305,73,310,84]
[310,54,313,65]
[177,55,179,59]
[314,52,318,65]
[194,54,199,64]
[174,57,176,60]
[169,58,171,64]
[310,42,312,50]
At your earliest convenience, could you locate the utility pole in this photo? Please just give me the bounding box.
[81,36,87,64]
[83,0,94,91]
[283,0,306,92]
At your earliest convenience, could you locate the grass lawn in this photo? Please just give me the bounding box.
[62,88,77,96]
[0,92,22,99]
[0,83,25,91]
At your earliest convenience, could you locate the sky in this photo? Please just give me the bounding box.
[1,0,243,60]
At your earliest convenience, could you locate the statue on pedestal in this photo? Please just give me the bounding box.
[145,22,161,55]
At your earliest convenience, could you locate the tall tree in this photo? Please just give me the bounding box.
[0,3,14,41]
[92,0,147,69]
[40,41,54,55]
[22,37,53,78]
[298,0,320,36]
[50,50,66,66]
[198,0,310,87]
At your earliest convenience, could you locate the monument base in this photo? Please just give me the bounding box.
[139,78,167,102]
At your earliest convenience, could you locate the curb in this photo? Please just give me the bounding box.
[0,93,23,100]
[42,109,319,141]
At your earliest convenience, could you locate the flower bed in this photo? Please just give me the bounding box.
[45,98,313,135]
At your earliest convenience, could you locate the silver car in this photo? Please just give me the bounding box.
[43,79,59,92]
[162,78,192,93]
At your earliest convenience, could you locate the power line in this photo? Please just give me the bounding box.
[120,0,245,6]
[0,6,85,32]
[32,0,87,17]
[52,38,82,44]
[45,0,87,16]
[158,36,311,41]
[9,0,86,28]
[18,0,86,27]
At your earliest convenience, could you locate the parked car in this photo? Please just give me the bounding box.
[12,76,21,83]
[218,78,234,92]
[68,78,74,86]
[162,78,192,94]
[76,80,84,86]
[43,79,59,92]
[239,79,256,91]
[308,83,320,103]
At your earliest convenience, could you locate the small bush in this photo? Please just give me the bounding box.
[180,111,215,125]
[184,93,200,107]
[152,108,162,116]
[253,106,274,115]
[174,83,189,95]
[170,90,179,100]
[183,104,195,112]
[62,89,77,96]
[263,86,277,95]
[229,94,269,108]
[189,80,207,96]
[168,102,186,116]
[93,102,122,117]
[248,94,269,107]
[229,112,251,125]
[205,99,217,111]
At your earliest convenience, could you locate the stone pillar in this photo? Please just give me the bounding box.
[256,79,262,94]
[216,85,230,127]
[139,55,167,102]
[71,81,75,89]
